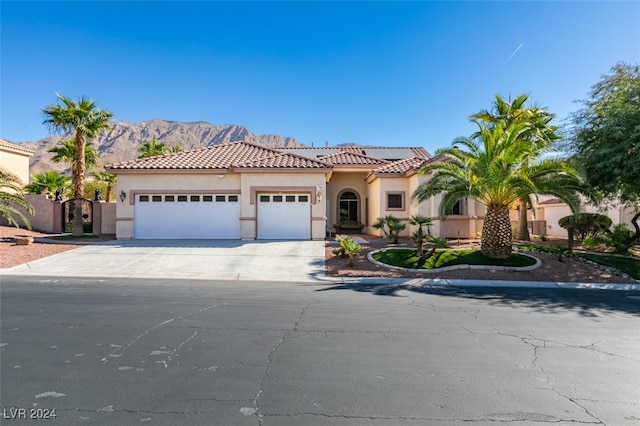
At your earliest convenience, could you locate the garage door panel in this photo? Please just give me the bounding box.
[258,194,310,240]
[135,194,240,239]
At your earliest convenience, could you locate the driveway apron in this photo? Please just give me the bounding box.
[3,240,326,282]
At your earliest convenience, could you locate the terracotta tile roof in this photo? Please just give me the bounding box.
[234,152,330,169]
[0,139,35,155]
[318,151,389,166]
[373,156,431,175]
[106,141,330,171]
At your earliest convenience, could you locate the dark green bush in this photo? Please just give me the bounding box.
[605,224,634,255]
[558,213,612,240]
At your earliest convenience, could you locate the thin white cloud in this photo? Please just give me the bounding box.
[502,43,524,66]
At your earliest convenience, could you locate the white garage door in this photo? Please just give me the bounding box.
[257,193,311,240]
[135,194,241,239]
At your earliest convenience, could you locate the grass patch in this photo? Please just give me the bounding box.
[372,248,536,270]
[576,253,640,280]
[52,234,100,241]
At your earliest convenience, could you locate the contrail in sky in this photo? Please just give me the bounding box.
[502,43,524,66]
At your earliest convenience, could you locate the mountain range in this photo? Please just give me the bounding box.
[13,119,305,174]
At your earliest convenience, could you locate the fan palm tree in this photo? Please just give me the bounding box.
[91,170,117,202]
[42,94,113,235]
[412,118,586,259]
[48,138,99,175]
[24,171,71,199]
[471,94,560,240]
[138,139,168,158]
[0,169,34,229]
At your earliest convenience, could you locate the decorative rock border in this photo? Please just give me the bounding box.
[368,247,541,273]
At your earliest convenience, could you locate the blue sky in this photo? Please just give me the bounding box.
[1,1,638,154]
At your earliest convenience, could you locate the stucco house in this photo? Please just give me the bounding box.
[106,141,485,240]
[0,138,35,186]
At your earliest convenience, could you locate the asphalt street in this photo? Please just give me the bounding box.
[1,275,639,425]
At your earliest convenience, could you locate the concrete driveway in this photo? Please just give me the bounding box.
[4,240,327,282]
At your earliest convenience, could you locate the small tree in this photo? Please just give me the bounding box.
[0,170,34,229]
[373,215,406,244]
[409,215,433,257]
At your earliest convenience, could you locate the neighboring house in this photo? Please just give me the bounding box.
[0,138,35,187]
[106,141,485,240]
[533,196,639,238]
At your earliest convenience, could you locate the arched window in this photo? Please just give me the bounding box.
[339,191,359,222]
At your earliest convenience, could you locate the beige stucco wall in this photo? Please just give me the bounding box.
[326,172,369,230]
[239,171,327,240]
[99,202,117,235]
[0,146,32,187]
[114,172,242,239]
[2,194,61,232]
[113,171,327,240]
[366,177,411,237]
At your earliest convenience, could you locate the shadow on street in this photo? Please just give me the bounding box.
[316,283,640,318]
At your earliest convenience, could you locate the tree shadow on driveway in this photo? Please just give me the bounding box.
[315,282,640,318]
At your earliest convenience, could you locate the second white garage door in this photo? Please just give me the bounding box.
[257,193,311,240]
[135,194,241,239]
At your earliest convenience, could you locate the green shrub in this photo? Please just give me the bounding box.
[427,236,449,248]
[581,235,608,251]
[605,224,634,255]
[558,213,612,240]
[372,215,406,244]
[334,235,364,266]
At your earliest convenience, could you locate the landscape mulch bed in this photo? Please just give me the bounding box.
[325,235,638,284]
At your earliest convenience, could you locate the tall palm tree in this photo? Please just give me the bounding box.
[91,170,117,202]
[412,118,586,259]
[48,138,99,175]
[471,94,560,240]
[42,94,113,235]
[24,171,71,199]
[138,139,168,158]
[0,169,34,229]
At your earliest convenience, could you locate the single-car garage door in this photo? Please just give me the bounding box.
[135,194,240,239]
[257,193,310,240]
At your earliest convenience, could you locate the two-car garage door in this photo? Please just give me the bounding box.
[135,194,240,239]
[134,192,311,240]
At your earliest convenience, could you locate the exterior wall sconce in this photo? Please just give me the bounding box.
[120,191,127,202]
[316,186,323,202]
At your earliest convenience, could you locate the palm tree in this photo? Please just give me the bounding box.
[24,171,71,199]
[409,215,433,257]
[0,169,34,229]
[412,117,586,259]
[42,94,113,235]
[471,94,560,240]
[168,143,183,154]
[91,170,117,202]
[138,139,168,158]
[48,138,99,175]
